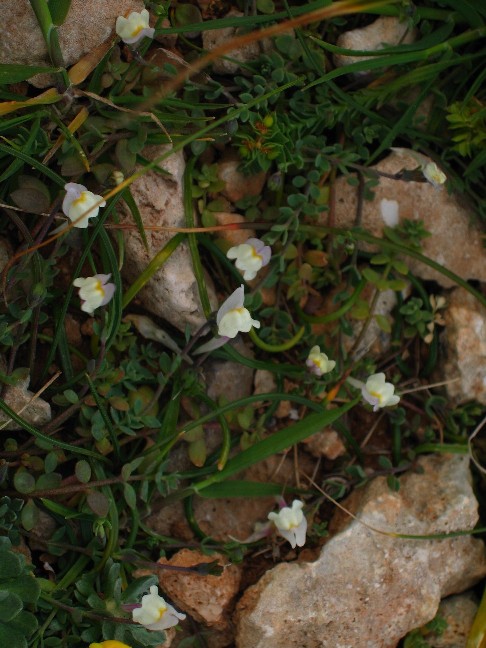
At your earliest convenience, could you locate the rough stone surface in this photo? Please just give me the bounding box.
[194,454,316,542]
[203,338,254,404]
[441,288,486,405]
[302,428,346,461]
[157,549,241,635]
[235,454,486,648]
[334,16,417,69]
[427,592,478,648]
[345,285,399,359]
[212,212,256,246]
[217,156,267,204]
[0,365,51,432]
[117,145,217,333]
[202,11,261,74]
[0,0,144,85]
[331,149,486,287]
[253,369,277,399]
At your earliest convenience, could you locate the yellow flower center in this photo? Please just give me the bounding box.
[131,24,145,37]
[155,602,167,621]
[94,280,105,297]
[369,390,383,403]
[72,192,89,207]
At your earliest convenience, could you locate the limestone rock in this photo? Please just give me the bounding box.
[441,287,486,404]
[332,149,486,287]
[345,285,399,359]
[117,145,217,332]
[193,454,315,543]
[253,369,277,400]
[157,549,241,635]
[302,428,346,460]
[334,16,416,70]
[0,368,51,431]
[235,454,486,648]
[203,338,254,404]
[0,0,144,86]
[217,156,267,204]
[202,11,260,74]
[427,592,478,648]
[212,212,256,246]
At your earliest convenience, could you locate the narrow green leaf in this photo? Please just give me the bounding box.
[47,0,72,25]
[199,481,285,498]
[0,64,59,84]
[195,400,357,493]
[121,189,148,252]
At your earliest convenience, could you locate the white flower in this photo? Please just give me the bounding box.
[62,183,106,229]
[132,585,186,631]
[268,500,307,549]
[306,345,336,376]
[73,274,115,314]
[422,162,446,188]
[226,238,271,281]
[216,285,260,338]
[116,9,155,45]
[361,372,400,412]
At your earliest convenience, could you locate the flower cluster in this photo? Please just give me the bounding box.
[422,162,447,188]
[73,274,115,314]
[116,9,155,45]
[226,238,271,281]
[217,284,260,338]
[306,345,336,376]
[132,585,186,631]
[348,373,400,412]
[63,183,105,229]
[268,500,307,548]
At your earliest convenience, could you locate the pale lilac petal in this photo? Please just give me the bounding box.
[62,183,85,216]
[100,282,116,306]
[216,285,245,326]
[193,335,230,355]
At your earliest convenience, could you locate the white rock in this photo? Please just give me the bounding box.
[334,16,417,70]
[331,149,486,287]
[235,454,486,648]
[427,592,478,648]
[217,156,267,204]
[441,287,486,404]
[117,145,217,333]
[202,11,260,74]
[0,368,51,432]
[0,0,145,86]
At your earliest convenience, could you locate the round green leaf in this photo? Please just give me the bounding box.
[13,471,35,495]
[75,460,91,484]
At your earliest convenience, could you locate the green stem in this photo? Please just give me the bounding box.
[249,325,306,352]
[184,158,213,319]
[122,232,185,308]
[296,277,366,324]
[302,226,486,311]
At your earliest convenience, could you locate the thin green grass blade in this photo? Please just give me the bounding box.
[122,233,186,308]
[121,188,149,252]
[0,64,60,84]
[193,400,358,494]
[0,142,65,186]
[184,158,212,319]
[0,398,108,461]
[98,228,123,352]
[47,0,72,25]
[199,481,288,498]
[84,372,121,460]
